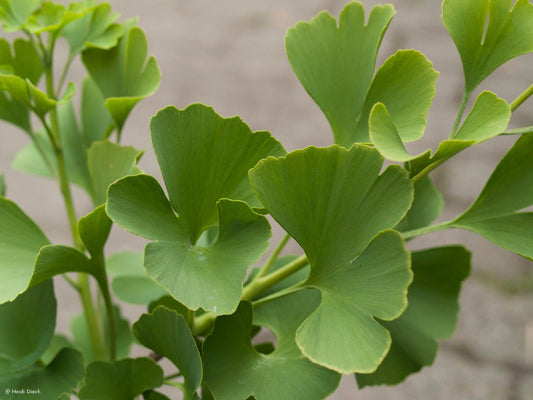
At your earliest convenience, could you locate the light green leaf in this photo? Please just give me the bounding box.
[88,140,142,205]
[356,246,470,387]
[78,358,164,400]
[82,24,160,131]
[0,348,84,400]
[285,1,395,146]
[63,3,123,55]
[0,197,50,303]
[78,205,112,259]
[204,294,341,400]
[144,199,271,314]
[81,76,113,145]
[149,104,286,241]
[71,306,133,365]
[452,91,510,141]
[0,173,5,196]
[453,133,533,258]
[133,307,202,399]
[26,2,83,36]
[107,251,167,305]
[0,0,41,32]
[0,281,56,374]
[249,145,413,373]
[443,0,533,92]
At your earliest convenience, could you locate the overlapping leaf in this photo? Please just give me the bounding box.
[0,281,56,374]
[82,22,160,132]
[0,197,50,303]
[443,0,533,92]
[249,145,413,373]
[63,3,123,55]
[25,2,84,36]
[356,246,470,387]
[78,358,164,400]
[285,2,438,147]
[81,76,114,145]
[204,293,341,400]
[0,0,41,31]
[107,104,285,314]
[452,133,533,259]
[133,307,202,400]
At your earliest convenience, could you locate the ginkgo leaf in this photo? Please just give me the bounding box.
[82,22,160,132]
[250,145,413,373]
[63,3,123,55]
[0,173,5,196]
[0,0,42,32]
[452,133,533,259]
[0,197,50,303]
[133,307,202,400]
[285,1,395,146]
[443,0,533,92]
[78,358,164,400]
[81,76,114,145]
[203,293,341,400]
[356,246,470,387]
[25,2,84,36]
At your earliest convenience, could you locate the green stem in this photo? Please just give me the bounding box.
[165,372,183,380]
[56,53,75,97]
[79,274,107,360]
[98,276,117,361]
[255,233,290,279]
[510,83,533,112]
[103,123,116,140]
[62,274,81,292]
[401,220,453,240]
[164,380,185,390]
[451,90,472,137]
[411,157,447,184]
[28,130,56,178]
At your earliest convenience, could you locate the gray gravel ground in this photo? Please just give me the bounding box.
[1,0,532,399]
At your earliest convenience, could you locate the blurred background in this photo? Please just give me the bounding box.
[1,0,532,398]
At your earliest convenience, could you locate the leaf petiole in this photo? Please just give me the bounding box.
[451,90,472,137]
[255,233,291,279]
[510,83,533,112]
[401,220,453,240]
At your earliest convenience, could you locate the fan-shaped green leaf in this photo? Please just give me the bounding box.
[78,358,164,400]
[0,197,50,303]
[88,140,142,205]
[400,175,444,232]
[204,293,341,400]
[0,348,84,400]
[443,0,533,92]
[356,246,470,387]
[0,0,41,32]
[250,145,413,373]
[0,281,56,374]
[81,76,113,145]
[107,251,167,305]
[78,205,112,258]
[26,2,84,36]
[133,307,202,399]
[63,3,123,55]
[453,133,533,258]
[82,24,160,131]
[285,1,395,147]
[149,104,286,241]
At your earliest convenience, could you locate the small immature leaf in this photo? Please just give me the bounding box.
[78,205,112,259]
[453,133,533,258]
[87,140,142,205]
[0,281,56,374]
[0,197,50,303]
[443,0,533,92]
[204,293,341,400]
[107,251,167,305]
[0,348,84,400]
[356,246,470,387]
[250,145,414,373]
[78,358,164,400]
[63,3,123,55]
[285,1,395,146]
[82,23,160,131]
[0,0,42,32]
[150,104,286,241]
[25,2,83,36]
[133,307,202,399]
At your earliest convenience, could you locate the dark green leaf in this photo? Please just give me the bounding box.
[79,205,112,259]
[356,246,470,387]
[0,197,50,303]
[443,0,533,92]
[0,173,5,196]
[285,2,395,146]
[78,358,164,400]
[0,281,56,374]
[133,307,202,399]
[82,23,160,131]
[401,175,444,232]
[40,335,71,365]
[204,294,341,400]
